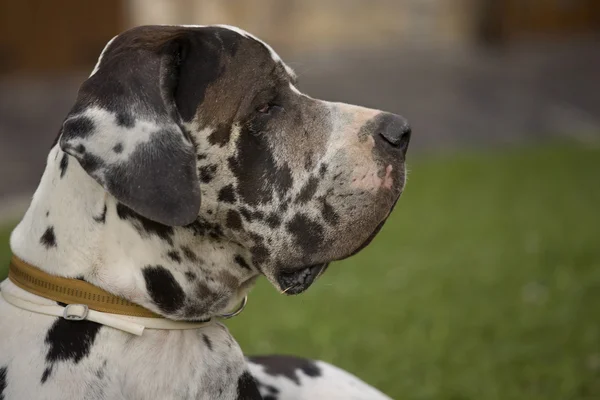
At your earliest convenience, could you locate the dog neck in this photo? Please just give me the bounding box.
[10,145,257,320]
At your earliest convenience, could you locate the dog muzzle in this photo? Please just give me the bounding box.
[1,256,247,336]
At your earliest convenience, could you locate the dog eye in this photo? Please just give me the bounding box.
[256,103,282,115]
[256,103,273,114]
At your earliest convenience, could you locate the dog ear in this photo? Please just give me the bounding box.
[59,27,201,226]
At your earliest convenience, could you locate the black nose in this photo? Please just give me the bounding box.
[378,113,411,152]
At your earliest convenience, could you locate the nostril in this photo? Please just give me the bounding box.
[399,126,411,149]
[379,118,411,149]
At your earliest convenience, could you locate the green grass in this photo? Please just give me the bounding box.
[1,143,599,399]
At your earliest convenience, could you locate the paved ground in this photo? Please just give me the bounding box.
[1,37,599,219]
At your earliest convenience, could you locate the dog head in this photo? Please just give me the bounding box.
[59,25,410,313]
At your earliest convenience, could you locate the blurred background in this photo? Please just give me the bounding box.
[0,1,599,399]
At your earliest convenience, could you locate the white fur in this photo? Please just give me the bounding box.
[89,35,117,77]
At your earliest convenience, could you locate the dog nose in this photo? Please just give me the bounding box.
[378,113,411,153]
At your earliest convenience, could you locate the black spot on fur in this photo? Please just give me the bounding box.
[167,250,182,263]
[265,213,281,228]
[202,334,213,351]
[274,164,294,198]
[40,226,57,248]
[197,153,207,161]
[142,266,185,314]
[79,152,104,172]
[319,163,328,177]
[42,318,102,383]
[250,243,269,267]
[236,371,262,399]
[181,246,198,262]
[218,185,237,203]
[279,202,289,212]
[184,271,196,282]
[62,116,95,139]
[116,112,135,128]
[207,125,231,147]
[240,207,265,222]
[0,366,7,399]
[228,125,294,205]
[59,153,69,178]
[286,214,324,253]
[185,219,224,238]
[234,255,251,270]
[41,367,52,384]
[226,210,243,231]
[321,199,339,225]
[75,144,86,153]
[199,164,218,183]
[116,203,174,245]
[112,143,123,153]
[240,207,253,221]
[46,211,49,217]
[93,204,107,223]
[295,176,318,204]
[248,355,322,385]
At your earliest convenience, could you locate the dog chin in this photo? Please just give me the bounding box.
[270,210,395,295]
[274,263,329,295]
[268,189,402,296]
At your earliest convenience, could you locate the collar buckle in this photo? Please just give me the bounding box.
[63,304,89,321]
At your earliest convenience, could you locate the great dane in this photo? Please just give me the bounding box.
[0,25,410,399]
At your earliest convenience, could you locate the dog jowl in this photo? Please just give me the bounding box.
[50,24,412,319]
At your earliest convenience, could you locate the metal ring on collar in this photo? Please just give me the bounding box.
[63,303,89,321]
[217,295,247,319]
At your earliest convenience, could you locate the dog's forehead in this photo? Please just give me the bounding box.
[212,25,297,79]
[92,24,297,82]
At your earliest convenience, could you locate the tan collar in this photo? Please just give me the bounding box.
[6,255,247,335]
[8,255,160,318]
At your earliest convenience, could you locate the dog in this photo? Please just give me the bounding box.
[0,25,410,399]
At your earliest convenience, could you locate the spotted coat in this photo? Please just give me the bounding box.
[0,24,409,399]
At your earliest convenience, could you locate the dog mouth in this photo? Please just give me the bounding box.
[275,263,329,295]
[272,193,399,295]
[271,180,404,296]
